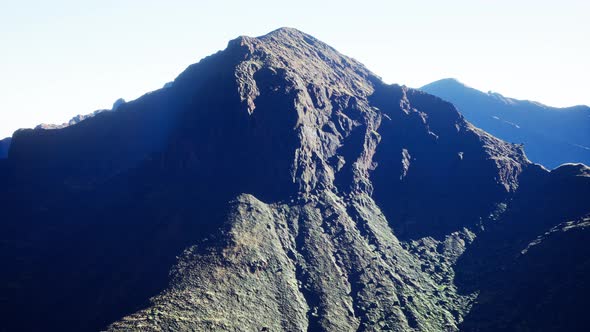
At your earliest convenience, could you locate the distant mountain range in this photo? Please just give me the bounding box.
[420,78,590,169]
[0,29,589,332]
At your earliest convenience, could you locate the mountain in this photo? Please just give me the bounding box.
[0,28,589,332]
[420,78,590,169]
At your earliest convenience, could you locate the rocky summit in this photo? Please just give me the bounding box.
[0,28,589,332]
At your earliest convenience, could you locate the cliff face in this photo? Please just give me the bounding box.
[1,28,589,332]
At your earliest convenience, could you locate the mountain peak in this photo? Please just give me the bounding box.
[3,28,589,332]
[229,27,322,51]
[262,26,310,38]
[421,78,467,89]
[421,77,590,168]
[219,27,379,116]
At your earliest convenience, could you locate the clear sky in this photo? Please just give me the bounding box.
[1,0,588,137]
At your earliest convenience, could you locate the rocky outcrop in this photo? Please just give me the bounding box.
[0,28,588,332]
[111,98,126,111]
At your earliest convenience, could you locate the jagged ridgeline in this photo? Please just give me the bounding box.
[0,28,589,332]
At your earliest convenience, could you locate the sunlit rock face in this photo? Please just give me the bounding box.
[0,28,588,332]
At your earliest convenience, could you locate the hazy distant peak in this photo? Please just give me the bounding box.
[484,90,590,111]
[487,91,520,105]
[424,77,466,86]
[422,79,589,111]
[112,98,126,111]
[421,77,590,168]
[420,78,471,90]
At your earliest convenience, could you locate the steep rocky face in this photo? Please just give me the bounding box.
[420,78,590,169]
[1,28,589,332]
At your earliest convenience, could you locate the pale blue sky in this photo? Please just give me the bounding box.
[1,0,588,137]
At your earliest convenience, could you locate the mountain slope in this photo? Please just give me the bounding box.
[0,137,10,158]
[420,78,590,169]
[0,28,588,332]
